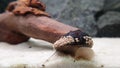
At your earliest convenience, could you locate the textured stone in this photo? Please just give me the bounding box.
[42,0,104,36]
[96,24,120,37]
[97,12,120,28]
[96,11,120,37]
[103,0,120,11]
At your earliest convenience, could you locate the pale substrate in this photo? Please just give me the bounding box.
[0,38,120,68]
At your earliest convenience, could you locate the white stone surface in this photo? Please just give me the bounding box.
[0,38,120,68]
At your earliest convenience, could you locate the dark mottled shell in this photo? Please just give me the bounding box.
[64,30,89,47]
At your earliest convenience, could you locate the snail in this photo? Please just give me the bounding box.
[42,30,94,67]
[53,30,94,60]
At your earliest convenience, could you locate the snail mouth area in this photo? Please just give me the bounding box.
[55,45,94,61]
[55,45,80,56]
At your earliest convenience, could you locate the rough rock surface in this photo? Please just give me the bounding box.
[96,12,120,37]
[1,0,120,37]
[42,0,120,37]
[41,0,104,36]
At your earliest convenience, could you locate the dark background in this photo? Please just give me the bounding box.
[0,0,120,37]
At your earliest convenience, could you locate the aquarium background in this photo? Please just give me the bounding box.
[0,0,120,37]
